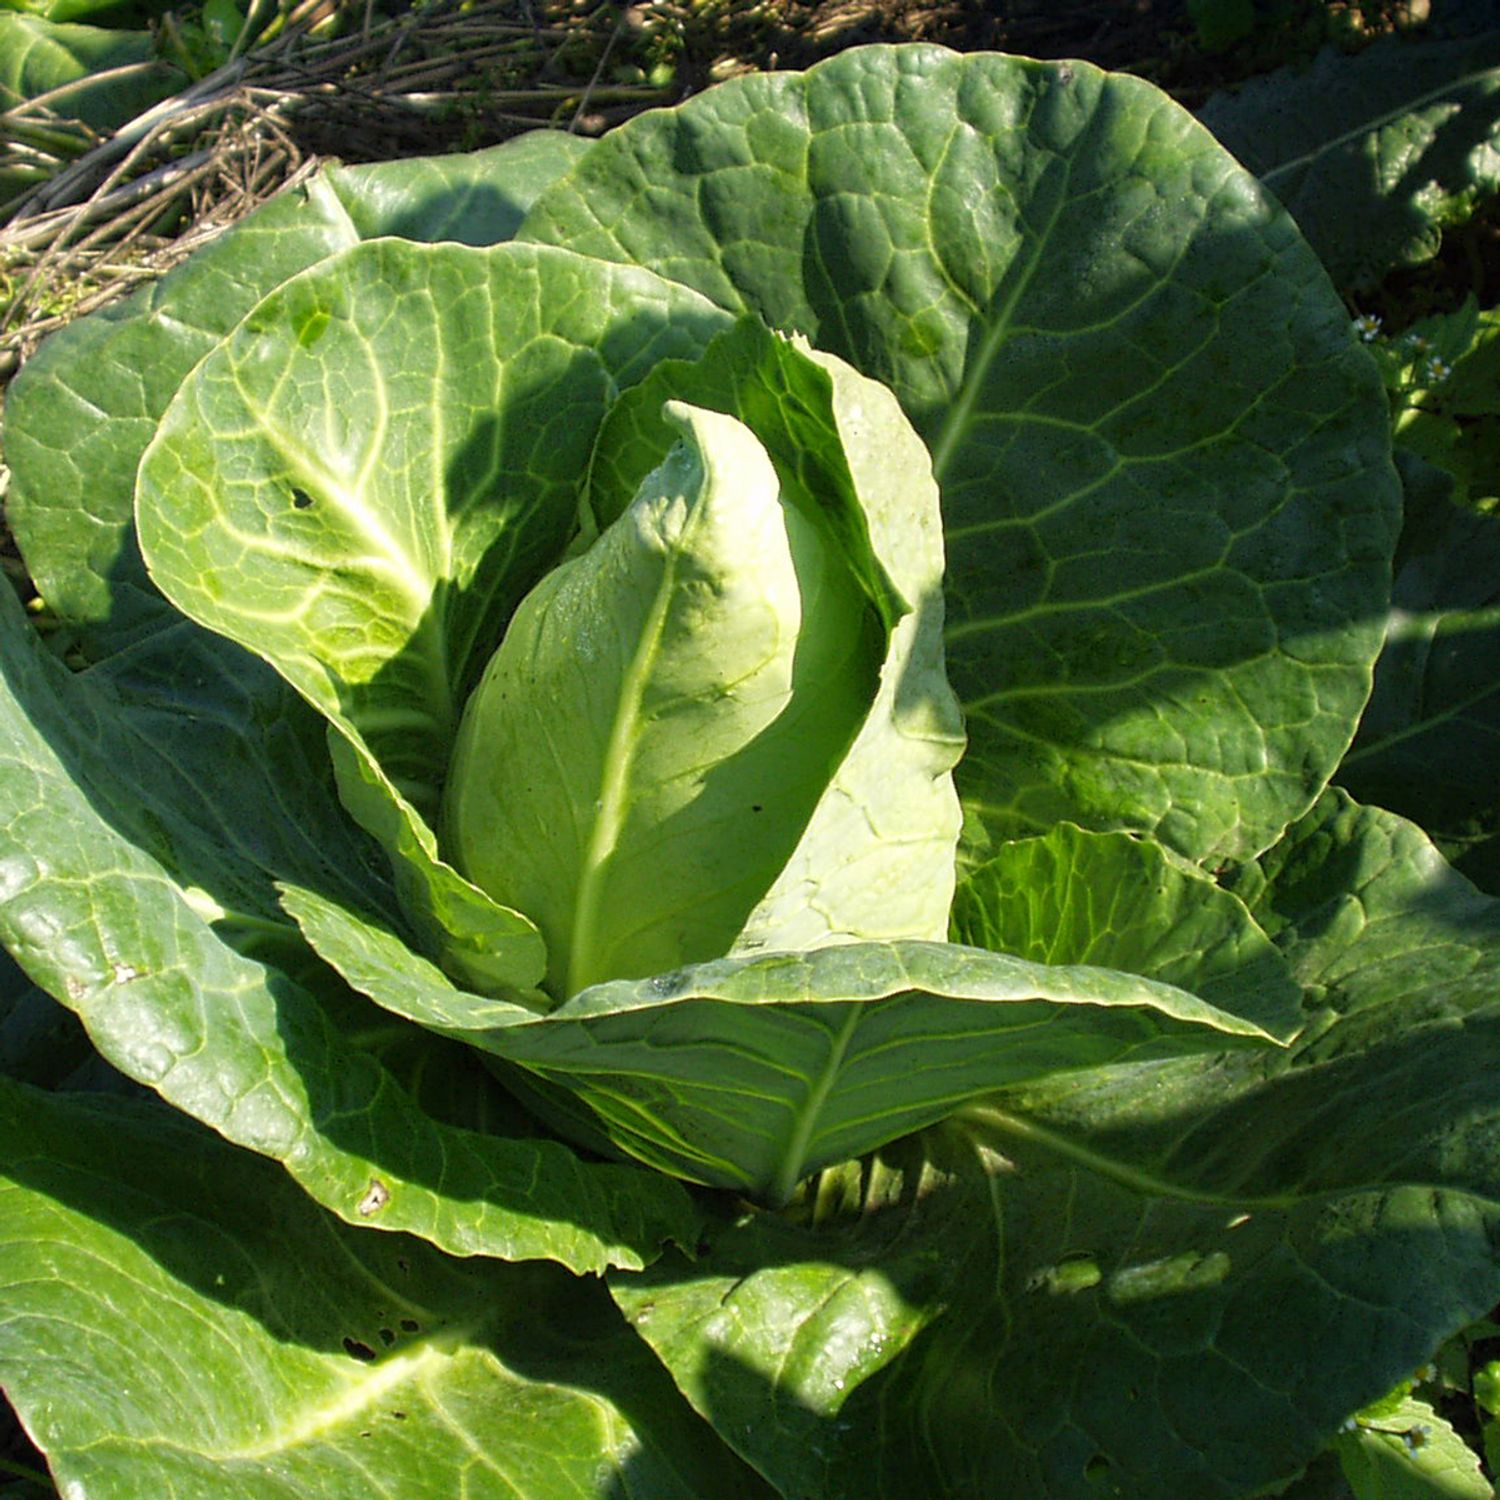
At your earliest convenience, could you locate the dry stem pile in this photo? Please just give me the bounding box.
[0,0,671,375]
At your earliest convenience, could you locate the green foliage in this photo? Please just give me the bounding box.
[1187,0,1258,53]
[0,12,182,177]
[0,0,172,25]
[1364,298,1500,511]
[0,1074,771,1498]
[1335,304,1500,894]
[0,43,1497,1500]
[1337,1391,1491,1498]
[1200,29,1500,291]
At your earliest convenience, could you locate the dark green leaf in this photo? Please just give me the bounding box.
[1337,457,1500,894]
[952,822,1304,1037]
[610,797,1500,1494]
[280,880,1278,1205]
[523,44,1398,864]
[0,1076,769,1499]
[1200,33,1500,292]
[1231,790,1500,1020]
[988,795,1500,1213]
[0,582,699,1270]
[612,1118,1500,1500]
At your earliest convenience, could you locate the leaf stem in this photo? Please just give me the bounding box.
[769,1005,862,1208]
[958,1104,1299,1210]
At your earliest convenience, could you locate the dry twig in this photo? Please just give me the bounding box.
[0,0,654,372]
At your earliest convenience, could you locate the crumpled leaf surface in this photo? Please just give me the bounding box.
[951,821,1305,1036]
[1200,31,1500,292]
[279,880,1277,1205]
[0,582,699,1271]
[609,795,1500,1499]
[522,43,1399,865]
[0,1077,771,1500]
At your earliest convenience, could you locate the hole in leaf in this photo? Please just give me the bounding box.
[343,1337,377,1362]
[378,1327,395,1346]
[291,488,315,511]
[396,1258,411,1275]
[1026,1253,1102,1295]
[392,1411,408,1421]
[399,1318,419,1334]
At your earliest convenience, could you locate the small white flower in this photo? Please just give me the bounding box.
[1424,355,1452,383]
[1353,313,1384,342]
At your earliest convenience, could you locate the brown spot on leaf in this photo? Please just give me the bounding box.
[357,1179,390,1217]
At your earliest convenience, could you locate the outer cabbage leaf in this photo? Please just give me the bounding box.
[521,43,1399,865]
[278,880,1278,1206]
[1337,459,1500,895]
[0,1077,771,1500]
[4,134,590,659]
[137,239,732,993]
[0,14,181,136]
[982,794,1500,1211]
[607,1127,992,1478]
[952,822,1304,1037]
[1200,31,1500,292]
[583,317,966,955]
[610,797,1500,1498]
[1231,788,1500,1017]
[0,582,699,1272]
[330,130,592,247]
[613,1122,1500,1500]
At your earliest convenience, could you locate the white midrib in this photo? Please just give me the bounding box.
[565,530,693,998]
[89,1321,481,1464]
[928,136,1079,485]
[234,388,457,741]
[768,1006,863,1208]
[234,379,437,621]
